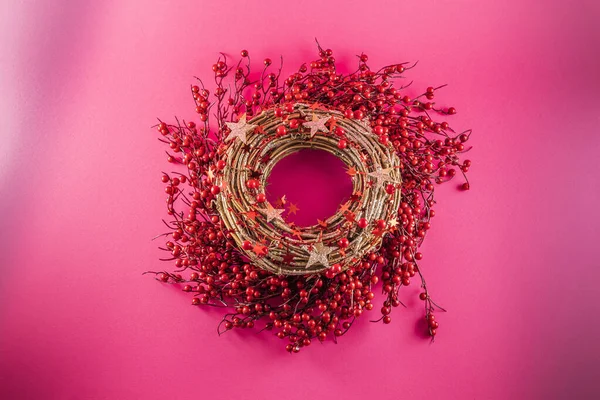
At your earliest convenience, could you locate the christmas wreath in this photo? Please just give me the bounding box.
[149,42,472,353]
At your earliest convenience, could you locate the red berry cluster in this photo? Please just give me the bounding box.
[150,42,471,352]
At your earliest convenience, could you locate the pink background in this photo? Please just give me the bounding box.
[1,1,599,399]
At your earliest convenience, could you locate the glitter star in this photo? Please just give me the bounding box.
[206,168,215,182]
[303,114,330,138]
[243,210,258,221]
[263,203,285,223]
[317,219,328,229]
[275,195,287,208]
[346,166,358,177]
[288,202,299,215]
[367,167,400,189]
[291,228,303,240]
[338,202,352,214]
[252,243,268,257]
[303,242,334,269]
[225,114,257,144]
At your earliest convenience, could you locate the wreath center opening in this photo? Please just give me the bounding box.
[265,149,352,227]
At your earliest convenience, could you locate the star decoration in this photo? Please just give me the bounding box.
[288,202,299,215]
[303,242,334,269]
[243,210,258,221]
[263,203,285,223]
[327,116,338,130]
[346,166,358,177]
[275,195,287,208]
[225,114,257,144]
[303,114,330,138]
[372,228,385,237]
[317,219,328,229]
[207,168,215,182]
[291,228,303,240]
[345,211,356,222]
[350,191,362,202]
[389,217,399,231]
[252,243,268,256]
[282,252,295,264]
[339,202,352,214]
[367,167,400,189]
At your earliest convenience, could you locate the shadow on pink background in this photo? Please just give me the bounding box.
[1,1,599,399]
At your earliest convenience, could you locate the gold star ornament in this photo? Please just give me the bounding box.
[303,242,334,269]
[225,114,257,144]
[367,167,401,189]
[302,114,330,138]
[263,203,285,223]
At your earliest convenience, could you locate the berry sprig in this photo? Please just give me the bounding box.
[148,41,472,352]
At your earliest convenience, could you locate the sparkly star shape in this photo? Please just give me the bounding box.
[303,242,334,269]
[317,219,328,229]
[302,114,330,138]
[338,202,352,214]
[263,203,285,223]
[274,195,287,208]
[345,211,356,222]
[327,116,338,130]
[252,243,268,256]
[243,210,258,221]
[346,166,358,177]
[206,168,215,182]
[288,202,299,215]
[290,228,303,240]
[350,191,362,202]
[225,114,257,144]
[367,167,400,189]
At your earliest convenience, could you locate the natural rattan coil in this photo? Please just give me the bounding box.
[215,103,401,275]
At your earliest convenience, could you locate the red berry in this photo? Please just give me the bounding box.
[210,185,220,195]
[256,193,266,203]
[246,179,260,189]
[276,125,287,136]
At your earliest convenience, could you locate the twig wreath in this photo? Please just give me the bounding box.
[149,42,472,353]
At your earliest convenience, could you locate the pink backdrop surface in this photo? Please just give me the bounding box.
[1,1,599,399]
